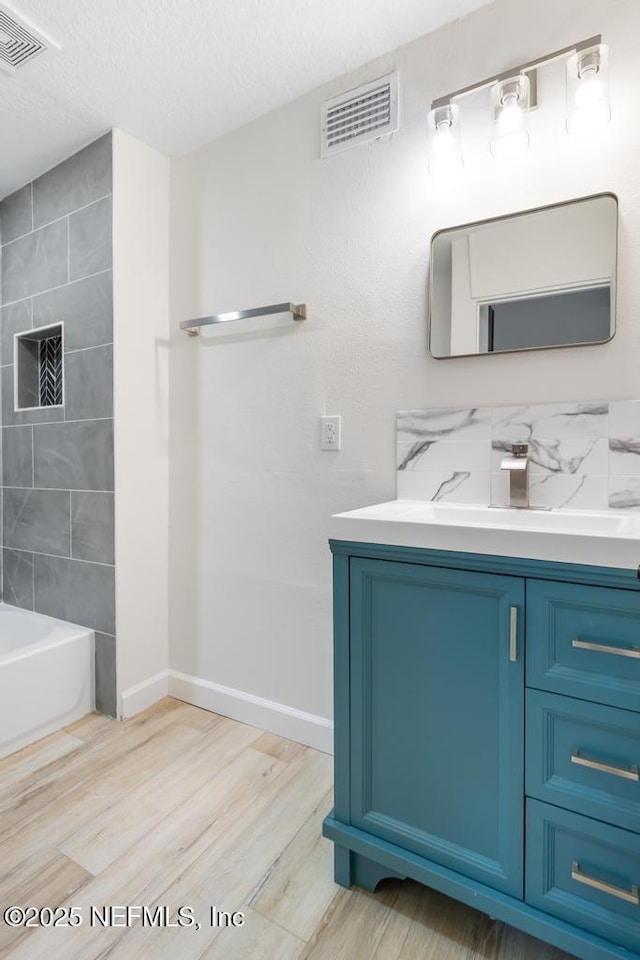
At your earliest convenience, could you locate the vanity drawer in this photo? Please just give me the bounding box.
[526,799,640,953]
[526,689,640,832]
[526,579,640,711]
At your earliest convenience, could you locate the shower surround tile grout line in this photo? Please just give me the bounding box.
[1,267,112,310]
[0,193,113,250]
[2,417,114,426]
[3,486,113,494]
[64,343,114,356]
[4,546,115,570]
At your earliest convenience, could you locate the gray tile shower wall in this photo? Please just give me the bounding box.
[397,401,640,510]
[0,133,116,716]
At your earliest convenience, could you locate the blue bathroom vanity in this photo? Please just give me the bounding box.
[323,500,640,960]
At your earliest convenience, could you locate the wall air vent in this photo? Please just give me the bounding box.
[321,72,399,158]
[0,1,59,75]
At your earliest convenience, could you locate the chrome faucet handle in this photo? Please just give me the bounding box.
[500,443,529,470]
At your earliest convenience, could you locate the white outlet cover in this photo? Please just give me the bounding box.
[320,415,342,451]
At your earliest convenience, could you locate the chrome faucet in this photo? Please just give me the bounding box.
[500,442,530,508]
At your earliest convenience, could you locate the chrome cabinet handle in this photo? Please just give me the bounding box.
[571,861,639,904]
[571,750,639,782]
[572,638,640,659]
[509,606,518,662]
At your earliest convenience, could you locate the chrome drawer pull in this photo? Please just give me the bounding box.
[571,861,639,904]
[509,606,518,662]
[571,751,639,781]
[572,638,640,659]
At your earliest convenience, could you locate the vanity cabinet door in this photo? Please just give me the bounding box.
[349,558,525,897]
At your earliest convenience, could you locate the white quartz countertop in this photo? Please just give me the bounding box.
[329,500,640,570]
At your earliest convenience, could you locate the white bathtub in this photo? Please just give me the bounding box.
[0,603,95,760]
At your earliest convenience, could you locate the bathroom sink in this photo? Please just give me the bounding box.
[329,500,640,570]
[366,501,635,534]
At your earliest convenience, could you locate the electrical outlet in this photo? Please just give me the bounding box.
[320,415,341,450]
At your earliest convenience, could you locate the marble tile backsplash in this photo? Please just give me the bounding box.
[397,402,640,510]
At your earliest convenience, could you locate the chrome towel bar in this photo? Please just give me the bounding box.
[180,302,306,336]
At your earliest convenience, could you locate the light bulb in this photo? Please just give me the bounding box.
[575,76,604,109]
[499,99,524,134]
[490,75,529,157]
[567,44,610,135]
[433,126,454,156]
[427,104,462,175]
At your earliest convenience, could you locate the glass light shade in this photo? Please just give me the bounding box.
[566,43,610,135]
[427,104,463,175]
[489,75,530,158]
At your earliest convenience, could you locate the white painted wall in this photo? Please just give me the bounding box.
[169,0,640,749]
[112,129,171,716]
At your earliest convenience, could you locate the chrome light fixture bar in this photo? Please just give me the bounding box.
[427,34,609,173]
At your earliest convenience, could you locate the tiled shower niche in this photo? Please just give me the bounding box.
[14,323,64,410]
[0,133,116,716]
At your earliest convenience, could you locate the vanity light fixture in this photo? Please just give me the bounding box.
[427,34,609,174]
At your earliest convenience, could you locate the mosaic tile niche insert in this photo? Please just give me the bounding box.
[397,401,640,511]
[15,324,63,409]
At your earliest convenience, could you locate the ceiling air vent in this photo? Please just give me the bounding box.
[321,72,398,158]
[0,1,59,75]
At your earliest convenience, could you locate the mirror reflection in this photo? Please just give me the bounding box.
[429,193,618,358]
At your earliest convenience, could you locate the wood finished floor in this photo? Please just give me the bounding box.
[0,697,575,960]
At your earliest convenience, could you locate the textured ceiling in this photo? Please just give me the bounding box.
[0,0,493,198]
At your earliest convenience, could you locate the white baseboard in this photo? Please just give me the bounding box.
[119,670,169,719]
[169,670,333,754]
